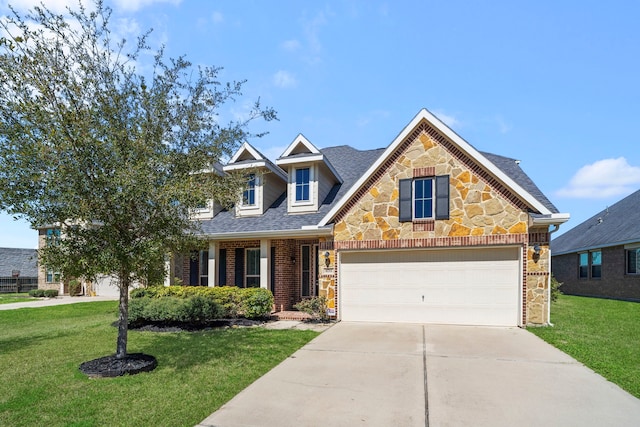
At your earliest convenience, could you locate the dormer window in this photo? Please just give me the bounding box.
[295,168,310,202]
[243,174,256,206]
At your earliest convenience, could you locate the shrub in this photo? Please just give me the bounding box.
[29,289,46,298]
[240,288,274,319]
[44,289,58,298]
[68,279,82,296]
[550,274,563,303]
[128,295,224,327]
[294,296,330,322]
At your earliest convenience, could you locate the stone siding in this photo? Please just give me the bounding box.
[326,120,551,325]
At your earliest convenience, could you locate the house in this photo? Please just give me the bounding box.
[0,247,38,293]
[171,108,568,326]
[551,189,640,301]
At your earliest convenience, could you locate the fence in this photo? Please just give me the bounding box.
[0,277,39,293]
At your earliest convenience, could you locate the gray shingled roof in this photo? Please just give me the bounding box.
[197,144,557,236]
[198,145,385,235]
[0,248,38,277]
[551,189,640,254]
[481,152,558,214]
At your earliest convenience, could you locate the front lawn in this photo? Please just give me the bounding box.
[0,292,33,304]
[0,301,319,426]
[529,295,640,398]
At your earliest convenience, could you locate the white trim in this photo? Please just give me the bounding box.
[276,154,324,165]
[202,225,334,240]
[279,134,320,158]
[530,213,571,226]
[229,142,265,164]
[319,108,562,226]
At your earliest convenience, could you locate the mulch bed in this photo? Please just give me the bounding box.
[79,353,157,378]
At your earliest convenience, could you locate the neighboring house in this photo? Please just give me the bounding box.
[0,247,38,293]
[37,226,130,297]
[171,109,568,326]
[552,189,640,302]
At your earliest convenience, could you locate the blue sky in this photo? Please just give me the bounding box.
[2,0,639,248]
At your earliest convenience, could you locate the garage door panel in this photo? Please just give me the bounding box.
[340,248,520,326]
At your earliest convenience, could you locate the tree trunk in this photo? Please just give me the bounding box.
[116,275,130,359]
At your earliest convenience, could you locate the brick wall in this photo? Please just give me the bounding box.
[553,246,640,301]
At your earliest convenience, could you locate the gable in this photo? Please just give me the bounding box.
[331,121,531,242]
[321,109,557,227]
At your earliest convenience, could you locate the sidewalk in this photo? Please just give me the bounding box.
[0,295,118,310]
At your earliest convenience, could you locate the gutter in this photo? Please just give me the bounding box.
[198,225,334,241]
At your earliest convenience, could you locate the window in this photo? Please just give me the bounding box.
[242,174,256,206]
[578,253,588,278]
[627,248,640,274]
[45,229,61,283]
[414,178,434,219]
[295,168,310,202]
[245,248,260,288]
[399,175,449,222]
[46,228,60,246]
[301,245,311,297]
[199,250,209,286]
[591,250,602,279]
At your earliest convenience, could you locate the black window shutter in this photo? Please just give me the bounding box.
[218,248,227,286]
[234,248,244,287]
[435,175,450,220]
[398,179,413,222]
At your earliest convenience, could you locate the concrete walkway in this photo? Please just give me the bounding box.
[0,295,118,310]
[198,322,640,427]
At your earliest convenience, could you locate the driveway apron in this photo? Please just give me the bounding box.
[197,322,640,427]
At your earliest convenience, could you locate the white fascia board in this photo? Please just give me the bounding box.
[202,226,333,240]
[276,154,324,165]
[229,142,265,164]
[530,213,570,226]
[223,160,267,171]
[319,108,553,226]
[279,134,320,158]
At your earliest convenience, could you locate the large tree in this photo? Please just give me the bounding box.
[0,1,275,360]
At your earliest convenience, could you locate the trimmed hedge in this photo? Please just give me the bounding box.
[129,286,274,323]
[29,289,59,298]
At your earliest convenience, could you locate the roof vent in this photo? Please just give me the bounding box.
[597,217,603,224]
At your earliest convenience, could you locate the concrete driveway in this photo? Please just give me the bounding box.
[197,322,640,427]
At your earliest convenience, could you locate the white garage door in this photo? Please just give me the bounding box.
[339,247,521,326]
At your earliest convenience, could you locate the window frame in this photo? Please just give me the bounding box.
[590,250,602,279]
[242,174,257,207]
[293,167,312,204]
[626,248,640,275]
[245,247,260,288]
[578,252,589,279]
[413,177,434,220]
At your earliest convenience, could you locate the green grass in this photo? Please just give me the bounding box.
[529,294,640,398]
[0,292,34,304]
[0,301,319,427]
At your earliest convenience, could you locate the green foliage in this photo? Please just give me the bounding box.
[529,295,640,398]
[0,301,318,427]
[28,289,45,298]
[550,274,563,303]
[240,288,274,319]
[130,286,273,320]
[294,296,330,322]
[68,279,81,296]
[0,1,275,357]
[43,289,59,298]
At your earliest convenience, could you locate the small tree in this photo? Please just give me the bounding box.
[0,1,275,361]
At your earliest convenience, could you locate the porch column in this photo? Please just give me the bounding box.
[260,239,270,289]
[208,241,217,287]
[163,254,172,287]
